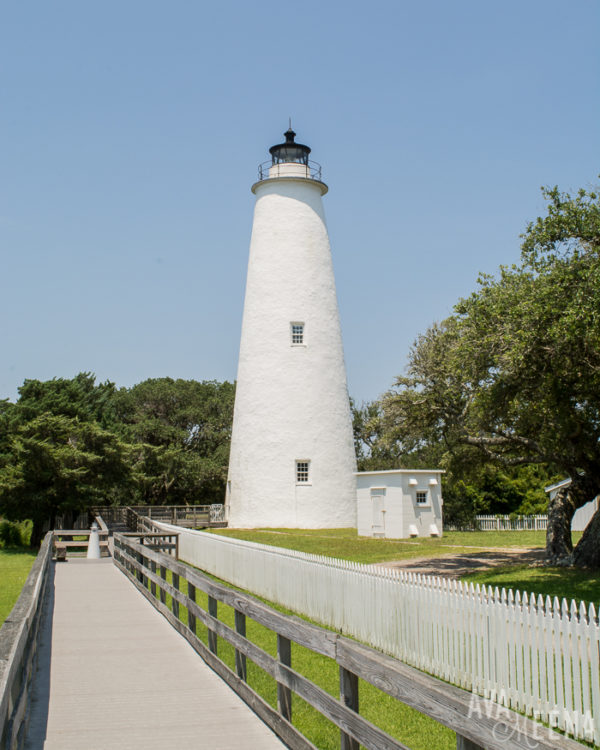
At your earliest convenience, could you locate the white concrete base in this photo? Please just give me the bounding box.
[86,526,101,559]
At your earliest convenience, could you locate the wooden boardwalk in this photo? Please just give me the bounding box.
[25,558,285,750]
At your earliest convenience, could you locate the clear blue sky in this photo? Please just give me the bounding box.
[1,1,598,404]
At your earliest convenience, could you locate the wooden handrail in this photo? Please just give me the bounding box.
[0,533,53,748]
[52,529,108,536]
[88,505,226,532]
[95,515,109,534]
[112,534,582,750]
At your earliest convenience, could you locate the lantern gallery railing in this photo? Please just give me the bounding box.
[257,160,323,181]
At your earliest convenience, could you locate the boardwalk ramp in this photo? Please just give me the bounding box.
[25,558,284,749]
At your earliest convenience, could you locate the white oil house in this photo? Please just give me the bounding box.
[356,469,444,538]
[226,127,357,528]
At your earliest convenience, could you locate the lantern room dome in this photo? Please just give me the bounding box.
[254,126,325,190]
[269,128,311,165]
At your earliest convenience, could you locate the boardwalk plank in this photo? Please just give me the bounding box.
[24,559,285,750]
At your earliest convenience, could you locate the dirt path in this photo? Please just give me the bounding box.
[373,547,545,579]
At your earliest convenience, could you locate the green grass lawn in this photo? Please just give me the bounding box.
[462,565,600,606]
[210,526,552,563]
[0,548,38,625]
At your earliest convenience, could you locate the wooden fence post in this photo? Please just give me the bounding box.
[234,610,247,681]
[141,546,148,589]
[159,565,167,605]
[339,666,359,750]
[188,582,196,636]
[277,634,292,723]
[172,572,180,620]
[456,736,485,750]
[150,559,157,598]
[137,548,144,585]
[208,596,218,654]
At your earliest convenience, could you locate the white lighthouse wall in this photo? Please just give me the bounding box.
[227,177,357,528]
[357,470,444,538]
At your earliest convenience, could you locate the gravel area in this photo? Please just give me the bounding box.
[373,547,545,579]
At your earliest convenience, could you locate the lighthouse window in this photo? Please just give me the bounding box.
[296,461,310,483]
[291,323,304,345]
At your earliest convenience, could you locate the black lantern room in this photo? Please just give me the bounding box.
[269,128,311,166]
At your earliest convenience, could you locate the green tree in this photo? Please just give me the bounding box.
[383,183,600,566]
[0,374,237,542]
[356,398,552,524]
[352,399,401,471]
[0,400,15,460]
[351,398,449,472]
[0,414,132,545]
[14,372,116,425]
[441,479,481,530]
[110,378,235,505]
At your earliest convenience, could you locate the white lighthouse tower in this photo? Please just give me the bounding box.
[226,127,357,529]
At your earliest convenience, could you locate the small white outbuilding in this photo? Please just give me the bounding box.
[356,469,444,538]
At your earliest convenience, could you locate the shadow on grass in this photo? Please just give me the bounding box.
[462,564,600,604]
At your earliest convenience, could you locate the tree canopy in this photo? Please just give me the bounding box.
[0,413,132,545]
[351,398,552,530]
[15,372,117,425]
[382,183,600,566]
[109,378,235,505]
[0,375,235,544]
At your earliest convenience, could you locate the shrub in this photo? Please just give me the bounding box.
[0,520,24,547]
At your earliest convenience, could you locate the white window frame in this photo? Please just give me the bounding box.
[290,322,305,346]
[415,490,429,506]
[295,460,310,484]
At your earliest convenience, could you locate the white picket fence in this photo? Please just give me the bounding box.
[477,513,549,530]
[446,514,549,531]
[448,501,598,532]
[156,523,600,744]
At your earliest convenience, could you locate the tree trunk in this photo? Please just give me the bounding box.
[30,517,46,548]
[545,485,576,564]
[573,506,600,569]
[545,475,600,566]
